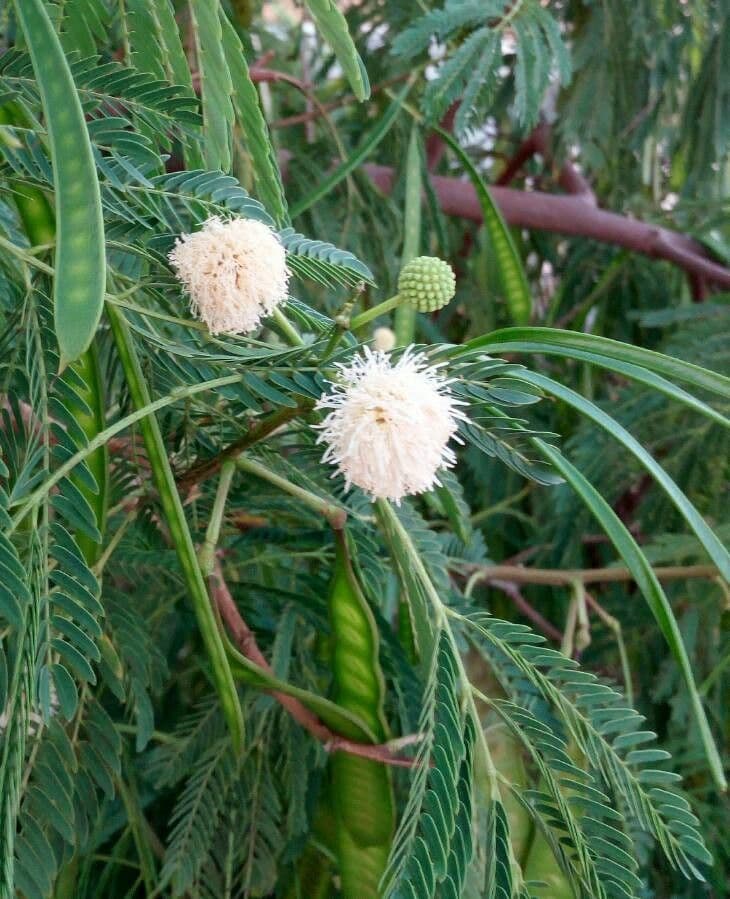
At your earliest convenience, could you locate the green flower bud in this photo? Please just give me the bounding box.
[397,256,456,312]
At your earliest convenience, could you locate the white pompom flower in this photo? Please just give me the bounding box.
[315,347,467,503]
[168,216,289,335]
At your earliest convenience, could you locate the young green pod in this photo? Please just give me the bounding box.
[14,0,106,367]
[0,104,107,563]
[328,530,394,897]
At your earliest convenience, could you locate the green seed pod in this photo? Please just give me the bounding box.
[397,256,456,312]
[15,0,106,367]
[328,530,394,898]
[0,103,108,565]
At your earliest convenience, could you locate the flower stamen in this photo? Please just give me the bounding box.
[315,347,467,504]
[169,216,290,335]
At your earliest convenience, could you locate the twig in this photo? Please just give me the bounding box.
[175,401,313,491]
[584,591,634,704]
[562,579,590,657]
[553,251,628,328]
[94,505,137,576]
[209,565,418,768]
[688,271,709,303]
[270,73,409,129]
[497,119,596,203]
[426,101,459,171]
[496,120,550,186]
[236,454,347,530]
[470,485,532,527]
[463,563,721,586]
[487,577,563,643]
[462,561,722,647]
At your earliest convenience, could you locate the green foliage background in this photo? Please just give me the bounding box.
[0,1,728,898]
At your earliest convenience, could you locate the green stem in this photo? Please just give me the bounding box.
[375,500,502,809]
[225,647,375,742]
[199,461,236,576]
[700,649,730,696]
[391,126,423,666]
[236,455,347,529]
[320,296,358,361]
[107,303,245,750]
[394,124,422,346]
[0,233,55,273]
[550,252,629,328]
[94,506,137,576]
[349,294,401,331]
[320,298,364,365]
[584,594,634,706]
[114,724,177,745]
[470,485,531,526]
[271,306,304,346]
[107,295,209,331]
[115,773,158,892]
[321,325,347,361]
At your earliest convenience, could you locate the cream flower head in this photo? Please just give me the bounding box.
[372,326,396,352]
[168,216,289,335]
[315,347,466,503]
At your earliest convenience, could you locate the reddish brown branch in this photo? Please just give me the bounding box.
[688,271,710,302]
[249,67,310,90]
[556,158,595,203]
[363,163,730,289]
[426,101,460,171]
[498,121,596,203]
[210,565,419,768]
[176,401,313,491]
[496,120,551,186]
[225,59,725,288]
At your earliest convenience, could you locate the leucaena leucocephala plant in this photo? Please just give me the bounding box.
[0,2,728,898]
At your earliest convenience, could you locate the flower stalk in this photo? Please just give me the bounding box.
[270,305,305,346]
[236,455,347,529]
[394,124,422,345]
[348,293,402,331]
